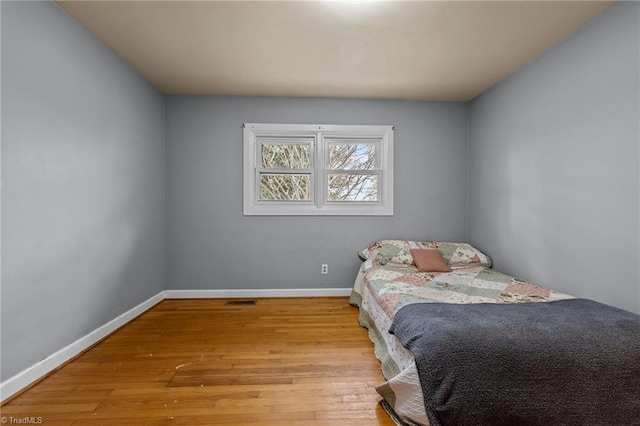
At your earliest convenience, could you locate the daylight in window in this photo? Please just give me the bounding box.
[243,123,393,216]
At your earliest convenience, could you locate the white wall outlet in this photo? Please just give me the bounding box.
[321,264,328,274]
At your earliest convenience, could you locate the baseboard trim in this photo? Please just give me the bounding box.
[164,288,353,299]
[0,291,165,403]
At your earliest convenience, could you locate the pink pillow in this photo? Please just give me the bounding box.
[410,249,452,273]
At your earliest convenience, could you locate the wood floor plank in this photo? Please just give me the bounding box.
[1,297,396,425]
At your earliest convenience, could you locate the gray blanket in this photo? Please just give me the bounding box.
[389,299,640,426]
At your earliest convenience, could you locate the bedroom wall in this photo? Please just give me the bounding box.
[468,1,640,314]
[166,97,468,290]
[1,1,166,381]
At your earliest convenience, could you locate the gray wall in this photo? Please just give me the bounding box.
[166,97,468,290]
[468,2,639,313]
[1,1,166,380]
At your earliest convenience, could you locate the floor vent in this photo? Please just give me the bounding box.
[225,300,257,306]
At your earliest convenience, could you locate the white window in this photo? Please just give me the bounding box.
[243,123,394,216]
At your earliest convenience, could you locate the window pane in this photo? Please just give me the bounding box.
[260,174,311,201]
[328,174,378,201]
[261,143,310,169]
[329,144,375,170]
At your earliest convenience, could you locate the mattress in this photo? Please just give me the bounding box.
[350,263,574,426]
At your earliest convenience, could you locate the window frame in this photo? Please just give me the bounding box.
[243,123,394,216]
[324,138,382,204]
[257,137,315,203]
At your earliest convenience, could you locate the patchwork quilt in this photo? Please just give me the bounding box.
[350,241,573,426]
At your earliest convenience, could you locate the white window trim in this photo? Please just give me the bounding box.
[243,123,394,216]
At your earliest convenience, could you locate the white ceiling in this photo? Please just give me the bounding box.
[55,0,617,102]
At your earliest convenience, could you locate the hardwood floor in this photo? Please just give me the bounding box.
[1,297,397,425]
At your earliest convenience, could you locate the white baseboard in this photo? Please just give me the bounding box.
[164,288,352,299]
[0,291,165,403]
[0,287,353,402]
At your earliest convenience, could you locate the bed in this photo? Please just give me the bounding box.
[350,240,640,426]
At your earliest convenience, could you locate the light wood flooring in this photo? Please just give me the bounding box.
[1,297,397,425]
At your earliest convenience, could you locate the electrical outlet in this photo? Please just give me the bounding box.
[321,264,328,274]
